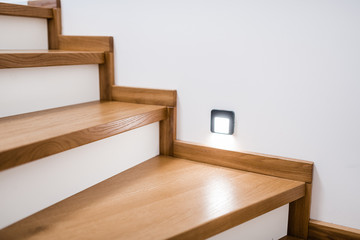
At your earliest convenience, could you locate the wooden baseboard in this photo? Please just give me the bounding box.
[309,219,360,240]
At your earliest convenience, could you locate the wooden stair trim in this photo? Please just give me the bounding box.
[112,86,177,107]
[0,101,167,171]
[0,50,105,68]
[308,219,360,240]
[27,0,59,8]
[288,183,312,239]
[0,156,305,239]
[0,2,53,18]
[58,36,114,52]
[173,140,313,183]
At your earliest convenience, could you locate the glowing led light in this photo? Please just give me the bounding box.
[211,110,235,135]
[214,117,230,134]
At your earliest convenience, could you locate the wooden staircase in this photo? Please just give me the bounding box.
[0,2,313,239]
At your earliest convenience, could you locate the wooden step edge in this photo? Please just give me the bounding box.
[0,155,305,239]
[0,2,53,18]
[0,101,167,172]
[0,50,105,69]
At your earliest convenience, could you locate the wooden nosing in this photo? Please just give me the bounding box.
[308,219,360,240]
[0,2,53,18]
[112,86,177,107]
[173,140,313,183]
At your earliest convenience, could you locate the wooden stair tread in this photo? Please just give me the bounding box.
[0,2,53,18]
[0,101,167,171]
[0,155,305,240]
[0,50,105,68]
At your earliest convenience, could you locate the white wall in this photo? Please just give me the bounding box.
[62,0,360,229]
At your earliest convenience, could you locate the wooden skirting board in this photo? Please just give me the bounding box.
[308,219,360,240]
[173,140,313,183]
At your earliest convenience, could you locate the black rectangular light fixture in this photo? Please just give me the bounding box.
[210,110,235,135]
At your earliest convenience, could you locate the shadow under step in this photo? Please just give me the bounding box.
[0,101,167,171]
[0,2,53,18]
[280,236,303,240]
[0,50,104,69]
[0,155,305,240]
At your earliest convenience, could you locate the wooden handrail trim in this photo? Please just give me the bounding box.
[173,140,313,183]
[0,2,53,18]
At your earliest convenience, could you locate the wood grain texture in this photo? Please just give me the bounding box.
[0,50,104,68]
[99,52,114,100]
[0,101,166,171]
[28,0,58,8]
[0,2,53,18]
[173,140,313,183]
[59,36,114,52]
[0,156,305,240]
[288,183,312,239]
[309,219,360,240]
[112,86,177,107]
[47,8,61,49]
[160,107,176,155]
[279,236,303,240]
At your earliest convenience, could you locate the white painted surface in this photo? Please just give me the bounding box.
[0,65,99,117]
[208,204,288,240]
[0,15,48,50]
[0,122,159,229]
[62,0,360,229]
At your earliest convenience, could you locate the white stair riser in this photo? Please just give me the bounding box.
[0,65,100,118]
[208,204,288,240]
[0,15,48,50]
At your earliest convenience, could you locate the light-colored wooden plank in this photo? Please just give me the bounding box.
[0,50,104,68]
[173,140,314,183]
[0,2,53,18]
[47,8,61,49]
[308,219,360,240]
[160,107,176,155]
[0,101,167,171]
[59,36,114,52]
[288,183,312,239]
[112,86,177,107]
[0,156,305,240]
[99,52,114,100]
